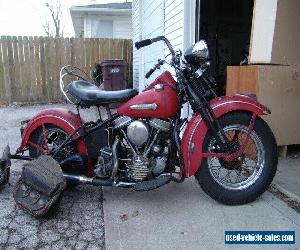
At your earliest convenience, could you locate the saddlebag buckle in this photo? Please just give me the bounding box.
[13,155,66,218]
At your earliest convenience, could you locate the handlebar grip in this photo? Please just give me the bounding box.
[135,39,152,50]
[145,68,155,79]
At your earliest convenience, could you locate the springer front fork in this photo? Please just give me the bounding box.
[202,113,257,162]
[186,84,256,161]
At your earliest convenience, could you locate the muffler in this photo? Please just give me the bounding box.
[63,174,113,186]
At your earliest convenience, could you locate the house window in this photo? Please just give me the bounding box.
[91,20,113,38]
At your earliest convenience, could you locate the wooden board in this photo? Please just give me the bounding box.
[227,65,300,146]
[259,65,300,146]
[226,66,258,95]
[250,0,300,65]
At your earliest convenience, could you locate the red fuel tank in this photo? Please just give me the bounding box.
[117,71,179,119]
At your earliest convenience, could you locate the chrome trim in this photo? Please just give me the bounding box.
[111,137,120,178]
[114,181,135,187]
[63,174,93,184]
[143,130,160,157]
[212,100,264,112]
[59,65,91,104]
[130,103,158,111]
[33,115,76,131]
[60,66,74,104]
[149,118,170,131]
[113,116,132,129]
[234,93,257,100]
[127,120,149,146]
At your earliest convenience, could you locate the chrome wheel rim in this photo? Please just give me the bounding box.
[207,125,265,190]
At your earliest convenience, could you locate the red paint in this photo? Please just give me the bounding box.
[117,71,179,119]
[181,94,270,177]
[18,108,94,176]
[27,140,48,154]
[143,71,177,91]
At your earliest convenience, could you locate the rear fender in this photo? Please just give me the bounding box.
[181,94,270,177]
[19,108,87,156]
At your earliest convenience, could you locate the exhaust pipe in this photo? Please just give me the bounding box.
[111,136,120,178]
[63,174,113,186]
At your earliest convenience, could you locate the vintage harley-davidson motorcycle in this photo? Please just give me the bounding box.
[0,36,278,216]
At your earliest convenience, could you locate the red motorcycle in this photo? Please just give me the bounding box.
[1,36,277,214]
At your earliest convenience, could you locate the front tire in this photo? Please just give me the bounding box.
[196,112,278,205]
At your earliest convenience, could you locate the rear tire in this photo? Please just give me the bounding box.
[195,112,278,205]
[28,125,78,186]
[29,125,76,160]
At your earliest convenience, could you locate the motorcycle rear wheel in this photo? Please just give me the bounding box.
[28,125,79,186]
[28,124,76,161]
[196,111,278,205]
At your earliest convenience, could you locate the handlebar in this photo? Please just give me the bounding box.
[145,59,165,79]
[145,68,156,79]
[135,36,175,57]
[135,36,179,79]
[135,39,152,49]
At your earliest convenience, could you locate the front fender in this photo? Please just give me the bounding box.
[181,94,270,177]
[18,108,87,156]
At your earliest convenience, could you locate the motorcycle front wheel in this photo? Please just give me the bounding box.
[196,111,278,205]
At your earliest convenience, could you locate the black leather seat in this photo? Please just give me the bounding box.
[67,80,138,106]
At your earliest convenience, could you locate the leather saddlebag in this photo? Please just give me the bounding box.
[13,155,66,218]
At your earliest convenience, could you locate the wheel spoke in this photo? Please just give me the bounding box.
[231,130,241,144]
[234,169,244,183]
[208,123,264,190]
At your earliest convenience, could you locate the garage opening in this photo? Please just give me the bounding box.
[195,0,254,95]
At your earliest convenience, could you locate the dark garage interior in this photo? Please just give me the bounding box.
[195,0,254,94]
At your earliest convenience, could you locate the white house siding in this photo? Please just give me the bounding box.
[132,0,190,90]
[165,0,184,50]
[141,0,165,87]
[132,0,165,90]
[164,0,184,74]
[132,0,142,89]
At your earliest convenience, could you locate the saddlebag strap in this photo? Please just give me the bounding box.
[13,155,66,218]
[21,155,65,196]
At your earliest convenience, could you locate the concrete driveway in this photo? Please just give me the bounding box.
[103,179,300,250]
[0,104,299,249]
[0,104,105,249]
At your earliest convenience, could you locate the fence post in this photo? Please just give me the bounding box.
[0,38,5,101]
[1,36,12,103]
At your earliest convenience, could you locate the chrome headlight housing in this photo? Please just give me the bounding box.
[184,40,210,67]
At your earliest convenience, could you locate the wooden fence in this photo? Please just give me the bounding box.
[0,36,132,104]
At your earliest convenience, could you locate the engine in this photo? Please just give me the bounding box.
[94,116,172,182]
